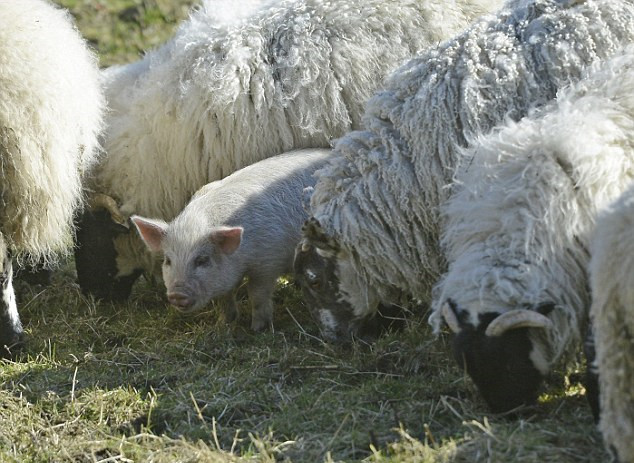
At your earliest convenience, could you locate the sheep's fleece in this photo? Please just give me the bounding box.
[434,44,634,384]
[306,0,634,323]
[90,0,501,279]
[589,182,634,463]
[0,0,103,354]
[0,0,103,262]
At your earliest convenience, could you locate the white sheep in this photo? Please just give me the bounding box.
[0,0,104,354]
[432,46,634,412]
[296,0,634,342]
[586,183,634,462]
[74,0,503,301]
[432,44,634,409]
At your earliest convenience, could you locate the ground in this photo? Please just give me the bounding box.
[0,1,610,462]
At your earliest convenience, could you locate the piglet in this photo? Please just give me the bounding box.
[131,148,331,331]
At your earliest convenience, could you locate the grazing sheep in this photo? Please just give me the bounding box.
[132,149,331,331]
[0,0,104,355]
[586,183,634,462]
[75,0,503,302]
[296,0,634,345]
[433,46,634,412]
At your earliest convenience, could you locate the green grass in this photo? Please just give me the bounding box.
[2,266,608,462]
[58,0,195,66]
[1,1,611,461]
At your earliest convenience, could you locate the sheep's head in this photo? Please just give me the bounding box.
[441,299,555,413]
[294,218,396,342]
[74,194,142,301]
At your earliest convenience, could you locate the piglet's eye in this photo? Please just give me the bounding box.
[164,256,171,266]
[194,255,211,267]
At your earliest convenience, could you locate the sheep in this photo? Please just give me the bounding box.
[584,183,634,462]
[295,0,634,344]
[0,0,104,355]
[431,46,634,412]
[132,149,331,331]
[74,0,503,302]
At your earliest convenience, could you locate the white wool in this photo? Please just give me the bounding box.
[433,46,634,369]
[590,184,634,463]
[93,0,503,274]
[0,0,104,263]
[310,0,634,313]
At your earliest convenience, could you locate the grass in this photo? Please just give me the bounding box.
[2,269,608,462]
[1,1,611,461]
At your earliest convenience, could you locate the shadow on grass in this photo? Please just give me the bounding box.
[0,268,607,462]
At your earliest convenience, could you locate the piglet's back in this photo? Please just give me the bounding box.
[176,148,332,252]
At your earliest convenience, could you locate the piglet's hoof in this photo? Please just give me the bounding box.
[251,317,273,332]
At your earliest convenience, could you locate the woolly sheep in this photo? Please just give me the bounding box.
[295,0,634,344]
[433,46,634,412]
[0,0,104,355]
[584,183,634,462]
[132,149,331,331]
[74,0,502,302]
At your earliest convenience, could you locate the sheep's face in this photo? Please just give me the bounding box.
[74,208,142,301]
[294,218,381,342]
[442,299,554,413]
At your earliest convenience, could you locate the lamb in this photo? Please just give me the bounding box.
[74,0,503,302]
[295,0,634,343]
[0,0,104,355]
[131,149,331,331]
[432,46,634,412]
[583,184,634,462]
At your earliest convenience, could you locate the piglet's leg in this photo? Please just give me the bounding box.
[247,276,275,332]
[219,292,238,324]
[0,235,24,358]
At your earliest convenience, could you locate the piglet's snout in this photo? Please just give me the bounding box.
[167,291,193,309]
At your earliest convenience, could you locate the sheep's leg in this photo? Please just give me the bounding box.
[15,257,51,286]
[0,235,24,358]
[247,276,275,332]
[219,292,238,324]
[584,323,600,422]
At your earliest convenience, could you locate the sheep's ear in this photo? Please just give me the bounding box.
[131,215,167,252]
[210,227,243,255]
[301,217,338,253]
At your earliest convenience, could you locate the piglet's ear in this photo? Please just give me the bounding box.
[131,215,168,253]
[210,227,243,255]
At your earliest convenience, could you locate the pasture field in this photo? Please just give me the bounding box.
[0,1,610,462]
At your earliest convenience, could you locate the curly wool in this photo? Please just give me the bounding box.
[95,0,501,222]
[433,47,634,371]
[310,0,634,309]
[0,0,104,264]
[590,184,634,463]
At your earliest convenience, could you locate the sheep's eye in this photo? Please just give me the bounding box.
[305,270,320,289]
[194,255,211,267]
[164,256,171,266]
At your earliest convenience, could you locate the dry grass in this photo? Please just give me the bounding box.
[0,1,611,462]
